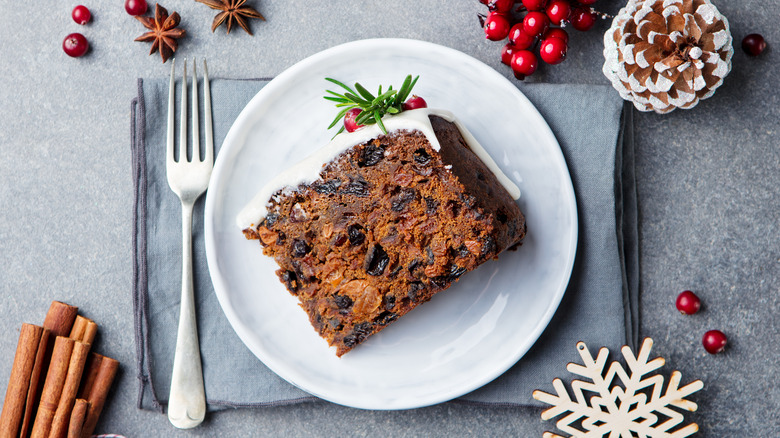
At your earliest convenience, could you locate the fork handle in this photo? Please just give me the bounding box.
[168,200,207,429]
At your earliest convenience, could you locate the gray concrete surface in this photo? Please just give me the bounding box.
[1,0,777,436]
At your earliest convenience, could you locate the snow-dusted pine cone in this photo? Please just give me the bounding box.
[603,0,733,114]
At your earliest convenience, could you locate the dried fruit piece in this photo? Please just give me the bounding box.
[391,188,416,212]
[358,143,384,167]
[347,225,366,246]
[333,294,353,309]
[365,244,390,276]
[291,239,310,258]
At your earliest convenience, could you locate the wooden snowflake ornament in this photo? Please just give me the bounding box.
[533,338,704,438]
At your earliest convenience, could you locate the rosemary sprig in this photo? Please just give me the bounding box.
[324,74,420,135]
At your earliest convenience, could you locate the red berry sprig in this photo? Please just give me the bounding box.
[477,0,604,80]
[324,75,425,136]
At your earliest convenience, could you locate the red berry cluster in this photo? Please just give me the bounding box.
[674,290,729,355]
[479,0,599,79]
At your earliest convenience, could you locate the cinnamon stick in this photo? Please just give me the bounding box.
[68,316,97,346]
[22,301,80,436]
[78,355,118,438]
[29,336,74,438]
[18,328,50,438]
[48,341,91,438]
[43,302,79,338]
[0,323,44,438]
[66,399,89,438]
[76,354,101,403]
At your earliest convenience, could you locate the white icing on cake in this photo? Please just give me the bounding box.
[236,108,521,229]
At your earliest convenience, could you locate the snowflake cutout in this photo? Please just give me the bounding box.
[533,338,704,438]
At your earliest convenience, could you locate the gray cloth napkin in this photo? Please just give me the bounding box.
[131,78,637,411]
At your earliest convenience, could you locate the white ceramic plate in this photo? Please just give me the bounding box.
[204,38,577,410]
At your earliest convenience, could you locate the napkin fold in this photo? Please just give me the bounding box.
[131,78,637,411]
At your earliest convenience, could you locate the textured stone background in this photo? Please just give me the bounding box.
[0,0,777,436]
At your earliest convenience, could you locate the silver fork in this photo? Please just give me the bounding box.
[166,58,212,429]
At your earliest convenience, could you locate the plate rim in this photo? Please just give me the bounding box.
[204,37,578,410]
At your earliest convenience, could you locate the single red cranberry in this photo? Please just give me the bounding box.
[344,108,364,132]
[702,330,728,354]
[539,36,567,64]
[511,49,538,79]
[578,0,598,4]
[72,5,91,25]
[125,0,148,16]
[489,0,516,13]
[742,34,767,56]
[508,23,537,49]
[570,7,597,31]
[523,11,550,36]
[63,33,89,58]
[545,0,571,25]
[522,0,548,11]
[543,27,569,45]
[484,12,511,41]
[675,290,701,315]
[402,96,428,110]
[501,43,517,65]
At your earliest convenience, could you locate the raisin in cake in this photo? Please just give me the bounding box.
[238,109,525,356]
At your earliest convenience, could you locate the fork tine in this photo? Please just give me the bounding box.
[167,58,176,165]
[191,58,200,162]
[179,59,188,162]
[203,59,213,165]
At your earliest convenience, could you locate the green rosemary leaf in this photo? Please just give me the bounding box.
[354,82,376,101]
[396,75,419,104]
[374,110,387,134]
[394,75,413,105]
[373,89,398,106]
[344,92,371,106]
[355,110,373,125]
[325,89,347,97]
[325,77,357,95]
[327,105,356,129]
[387,107,400,114]
[324,96,350,103]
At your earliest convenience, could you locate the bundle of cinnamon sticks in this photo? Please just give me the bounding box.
[0,301,119,438]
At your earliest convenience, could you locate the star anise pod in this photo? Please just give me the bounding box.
[195,0,265,35]
[134,4,185,63]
